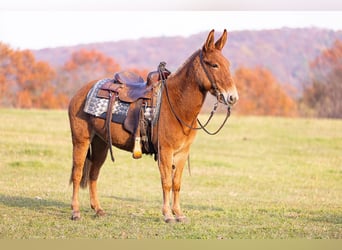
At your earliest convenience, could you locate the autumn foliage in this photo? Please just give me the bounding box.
[233,67,297,116]
[56,49,121,97]
[301,40,342,118]
[0,42,68,108]
[56,49,150,99]
[2,40,340,118]
[0,44,153,109]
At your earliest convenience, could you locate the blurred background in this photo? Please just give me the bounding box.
[0,1,341,118]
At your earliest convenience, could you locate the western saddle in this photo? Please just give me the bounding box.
[96,63,170,161]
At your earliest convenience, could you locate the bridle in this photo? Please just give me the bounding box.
[162,50,231,135]
[199,50,229,106]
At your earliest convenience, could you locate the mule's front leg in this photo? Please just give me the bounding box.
[172,152,188,222]
[172,176,187,222]
[158,153,175,223]
[161,173,175,223]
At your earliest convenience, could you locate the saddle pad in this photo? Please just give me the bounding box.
[84,79,129,123]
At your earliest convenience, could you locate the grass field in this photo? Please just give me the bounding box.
[0,108,341,239]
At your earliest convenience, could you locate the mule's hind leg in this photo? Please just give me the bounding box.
[70,139,91,220]
[88,135,108,217]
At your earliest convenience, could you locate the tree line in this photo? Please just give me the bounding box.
[0,41,341,118]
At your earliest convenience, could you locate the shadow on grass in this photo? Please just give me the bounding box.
[0,194,69,211]
[109,195,224,211]
[308,213,342,225]
[184,203,225,212]
[109,195,143,203]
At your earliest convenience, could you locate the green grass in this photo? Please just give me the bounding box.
[0,108,341,239]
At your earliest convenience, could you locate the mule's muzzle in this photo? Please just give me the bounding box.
[219,92,238,106]
[227,94,238,105]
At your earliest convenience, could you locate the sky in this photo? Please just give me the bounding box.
[0,1,342,50]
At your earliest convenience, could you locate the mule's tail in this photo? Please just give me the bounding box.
[69,147,92,189]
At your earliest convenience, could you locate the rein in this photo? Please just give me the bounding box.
[163,81,230,135]
[162,50,231,135]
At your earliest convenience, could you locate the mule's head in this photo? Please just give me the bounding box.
[199,29,238,107]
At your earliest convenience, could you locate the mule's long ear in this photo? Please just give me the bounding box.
[203,29,215,52]
[215,29,228,51]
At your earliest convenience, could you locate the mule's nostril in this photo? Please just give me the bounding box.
[228,95,237,104]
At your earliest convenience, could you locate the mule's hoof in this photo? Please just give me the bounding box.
[71,211,81,221]
[175,215,188,223]
[95,209,106,217]
[164,215,176,223]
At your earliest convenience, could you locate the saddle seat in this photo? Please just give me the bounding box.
[114,71,145,87]
[98,71,152,103]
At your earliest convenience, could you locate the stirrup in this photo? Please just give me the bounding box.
[132,137,142,159]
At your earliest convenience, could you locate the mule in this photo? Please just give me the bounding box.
[68,29,238,223]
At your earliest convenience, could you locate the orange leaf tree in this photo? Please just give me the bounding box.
[57,49,121,97]
[0,42,14,106]
[0,43,58,108]
[302,40,342,118]
[233,66,297,116]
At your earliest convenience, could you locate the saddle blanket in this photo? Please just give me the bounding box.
[83,78,129,123]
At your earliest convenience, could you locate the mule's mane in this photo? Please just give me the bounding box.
[171,49,201,76]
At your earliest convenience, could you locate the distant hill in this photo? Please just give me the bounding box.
[33,28,342,91]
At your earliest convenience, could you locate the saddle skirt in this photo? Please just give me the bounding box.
[83,68,170,157]
[84,78,126,119]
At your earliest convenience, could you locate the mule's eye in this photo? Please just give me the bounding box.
[205,61,219,68]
